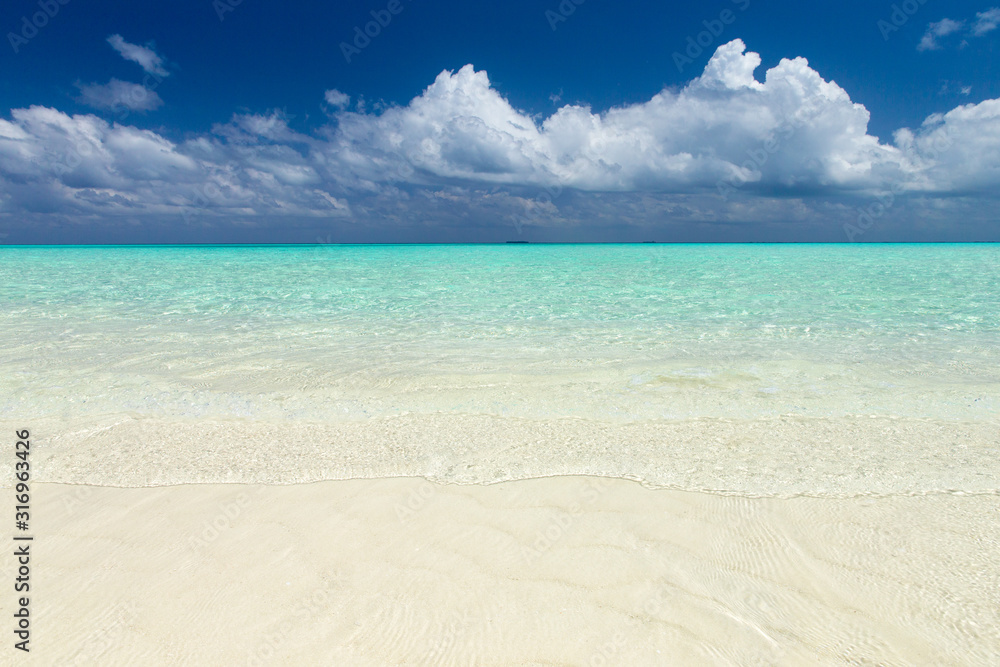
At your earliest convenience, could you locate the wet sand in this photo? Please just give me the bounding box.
[11,477,1000,665]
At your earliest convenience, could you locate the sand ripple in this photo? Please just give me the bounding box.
[15,477,1000,665]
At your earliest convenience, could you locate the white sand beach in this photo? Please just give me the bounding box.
[3,245,999,664]
[10,477,999,665]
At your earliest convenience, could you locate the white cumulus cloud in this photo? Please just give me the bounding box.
[323,89,351,109]
[1,39,1000,239]
[325,40,904,194]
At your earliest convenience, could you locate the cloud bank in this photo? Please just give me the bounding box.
[1,39,998,240]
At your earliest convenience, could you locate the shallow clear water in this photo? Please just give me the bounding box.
[1,244,998,491]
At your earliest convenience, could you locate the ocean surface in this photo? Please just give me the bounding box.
[1,244,998,493]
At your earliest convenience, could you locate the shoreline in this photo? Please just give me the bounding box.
[7,414,998,496]
[10,476,1000,665]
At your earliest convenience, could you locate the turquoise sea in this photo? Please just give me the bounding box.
[1,244,998,493]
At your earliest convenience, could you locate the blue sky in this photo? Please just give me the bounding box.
[1,0,998,242]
